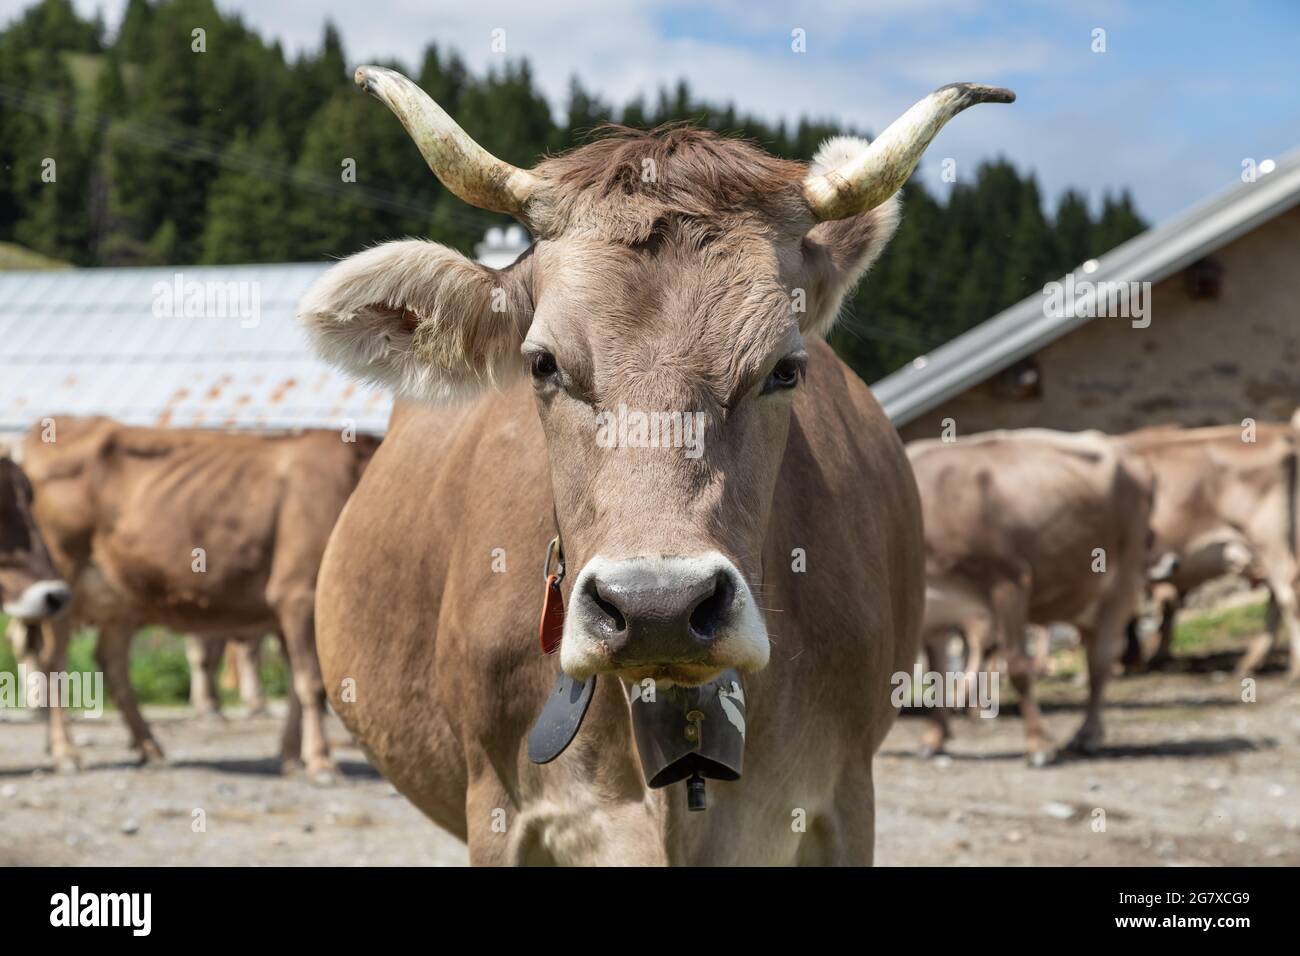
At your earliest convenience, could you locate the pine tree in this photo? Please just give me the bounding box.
[998,175,1056,305]
[7,0,102,53]
[115,0,155,62]
[1053,189,1092,273]
[282,21,348,149]
[1095,190,1145,255]
[11,47,93,263]
[200,125,295,263]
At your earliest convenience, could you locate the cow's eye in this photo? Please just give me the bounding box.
[762,355,806,394]
[529,349,559,380]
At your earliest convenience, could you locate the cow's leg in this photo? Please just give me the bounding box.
[8,620,48,725]
[1147,591,1180,670]
[918,629,951,758]
[1121,613,1146,673]
[986,578,1052,765]
[1237,579,1300,680]
[1235,589,1277,679]
[96,623,165,764]
[466,772,516,866]
[1274,579,1300,682]
[827,764,875,865]
[271,594,334,782]
[277,633,303,771]
[7,617,33,666]
[1125,584,1178,673]
[1287,584,1300,682]
[185,635,225,720]
[1265,589,1281,638]
[964,619,994,719]
[1006,650,1052,766]
[791,764,875,866]
[1069,590,1138,756]
[233,636,267,715]
[36,617,80,771]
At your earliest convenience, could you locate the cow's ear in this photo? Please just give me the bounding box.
[298,239,533,402]
[798,136,902,338]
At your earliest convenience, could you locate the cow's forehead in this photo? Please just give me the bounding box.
[530,233,801,404]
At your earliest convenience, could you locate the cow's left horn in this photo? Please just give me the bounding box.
[803,83,1015,222]
[355,65,541,218]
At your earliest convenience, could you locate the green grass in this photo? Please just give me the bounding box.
[0,614,289,708]
[0,241,71,271]
[1008,599,1271,697]
[1171,599,1268,652]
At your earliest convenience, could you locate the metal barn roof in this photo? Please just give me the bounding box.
[0,230,531,437]
[0,262,386,434]
[872,147,1300,426]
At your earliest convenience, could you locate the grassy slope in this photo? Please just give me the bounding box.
[0,241,72,270]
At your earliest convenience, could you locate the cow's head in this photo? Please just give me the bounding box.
[0,457,69,621]
[301,68,1011,686]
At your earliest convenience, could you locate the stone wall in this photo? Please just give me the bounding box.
[898,204,1300,443]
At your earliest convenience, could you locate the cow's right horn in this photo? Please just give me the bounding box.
[355,65,540,219]
[803,83,1015,222]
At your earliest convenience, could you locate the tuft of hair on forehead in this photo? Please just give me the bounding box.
[529,125,814,242]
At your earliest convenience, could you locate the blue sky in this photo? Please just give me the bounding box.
[13,0,1300,224]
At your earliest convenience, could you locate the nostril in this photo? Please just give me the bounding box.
[45,590,68,612]
[688,572,733,639]
[589,581,627,633]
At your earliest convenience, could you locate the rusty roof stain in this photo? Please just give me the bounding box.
[269,378,298,404]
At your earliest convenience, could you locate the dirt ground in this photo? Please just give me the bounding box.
[0,708,469,867]
[877,661,1300,866]
[2,632,1297,867]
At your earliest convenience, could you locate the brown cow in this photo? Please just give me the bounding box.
[297,67,1011,863]
[22,417,377,777]
[0,456,69,622]
[1119,422,1300,680]
[1,456,71,741]
[908,429,1156,765]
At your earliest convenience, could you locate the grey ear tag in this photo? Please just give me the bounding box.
[527,671,596,764]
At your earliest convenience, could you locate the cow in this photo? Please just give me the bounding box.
[0,456,69,623]
[296,66,1012,864]
[907,429,1157,766]
[21,417,377,777]
[1,456,72,745]
[1118,422,1300,681]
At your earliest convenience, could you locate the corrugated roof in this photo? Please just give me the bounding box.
[0,261,395,434]
[872,147,1300,426]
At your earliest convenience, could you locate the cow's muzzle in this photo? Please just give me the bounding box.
[559,553,769,683]
[2,579,70,621]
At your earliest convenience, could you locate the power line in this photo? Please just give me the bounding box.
[836,306,933,351]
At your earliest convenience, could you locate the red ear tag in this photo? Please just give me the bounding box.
[539,573,565,655]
